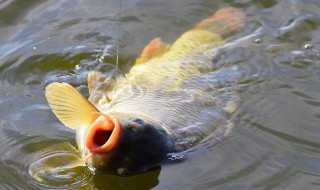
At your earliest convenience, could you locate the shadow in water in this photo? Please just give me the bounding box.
[90,167,161,190]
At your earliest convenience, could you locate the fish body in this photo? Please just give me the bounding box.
[45,7,245,174]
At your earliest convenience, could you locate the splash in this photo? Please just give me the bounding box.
[28,142,88,186]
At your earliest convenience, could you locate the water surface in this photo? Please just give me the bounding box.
[1,0,320,189]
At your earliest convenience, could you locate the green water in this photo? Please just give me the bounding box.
[1,0,320,189]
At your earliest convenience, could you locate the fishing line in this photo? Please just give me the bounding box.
[112,0,122,111]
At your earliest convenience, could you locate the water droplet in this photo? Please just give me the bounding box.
[254,39,261,44]
[33,46,36,50]
[117,168,126,175]
[304,44,313,49]
[167,153,184,162]
[98,56,105,63]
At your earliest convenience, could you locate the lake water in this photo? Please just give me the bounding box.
[1,0,320,189]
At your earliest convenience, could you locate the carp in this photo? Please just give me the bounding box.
[45,7,245,175]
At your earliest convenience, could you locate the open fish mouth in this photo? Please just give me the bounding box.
[43,7,245,174]
[84,113,121,161]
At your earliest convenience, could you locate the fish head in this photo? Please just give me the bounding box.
[83,114,174,175]
[45,83,173,175]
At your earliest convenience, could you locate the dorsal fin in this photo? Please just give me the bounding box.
[45,82,99,130]
[134,37,170,66]
[142,8,245,62]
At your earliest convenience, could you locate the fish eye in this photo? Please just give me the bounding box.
[124,124,143,135]
[132,119,145,126]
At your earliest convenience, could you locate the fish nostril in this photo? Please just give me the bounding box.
[93,129,112,146]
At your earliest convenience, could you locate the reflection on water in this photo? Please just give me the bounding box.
[91,168,161,190]
[1,0,320,189]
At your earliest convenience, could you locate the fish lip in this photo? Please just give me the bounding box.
[85,114,121,155]
[83,114,175,171]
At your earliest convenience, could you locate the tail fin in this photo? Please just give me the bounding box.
[195,7,245,37]
[134,7,245,63]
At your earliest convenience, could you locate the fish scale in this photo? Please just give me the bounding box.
[90,54,241,150]
[44,7,245,174]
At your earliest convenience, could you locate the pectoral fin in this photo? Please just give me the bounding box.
[45,82,99,130]
[134,37,170,65]
[88,71,104,95]
[87,71,113,105]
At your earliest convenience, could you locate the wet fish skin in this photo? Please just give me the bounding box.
[88,117,174,174]
[44,7,245,175]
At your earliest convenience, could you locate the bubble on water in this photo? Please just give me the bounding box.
[253,38,261,44]
[32,46,36,50]
[98,56,105,63]
[167,153,184,162]
[117,168,126,175]
[75,65,80,70]
[304,44,313,49]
